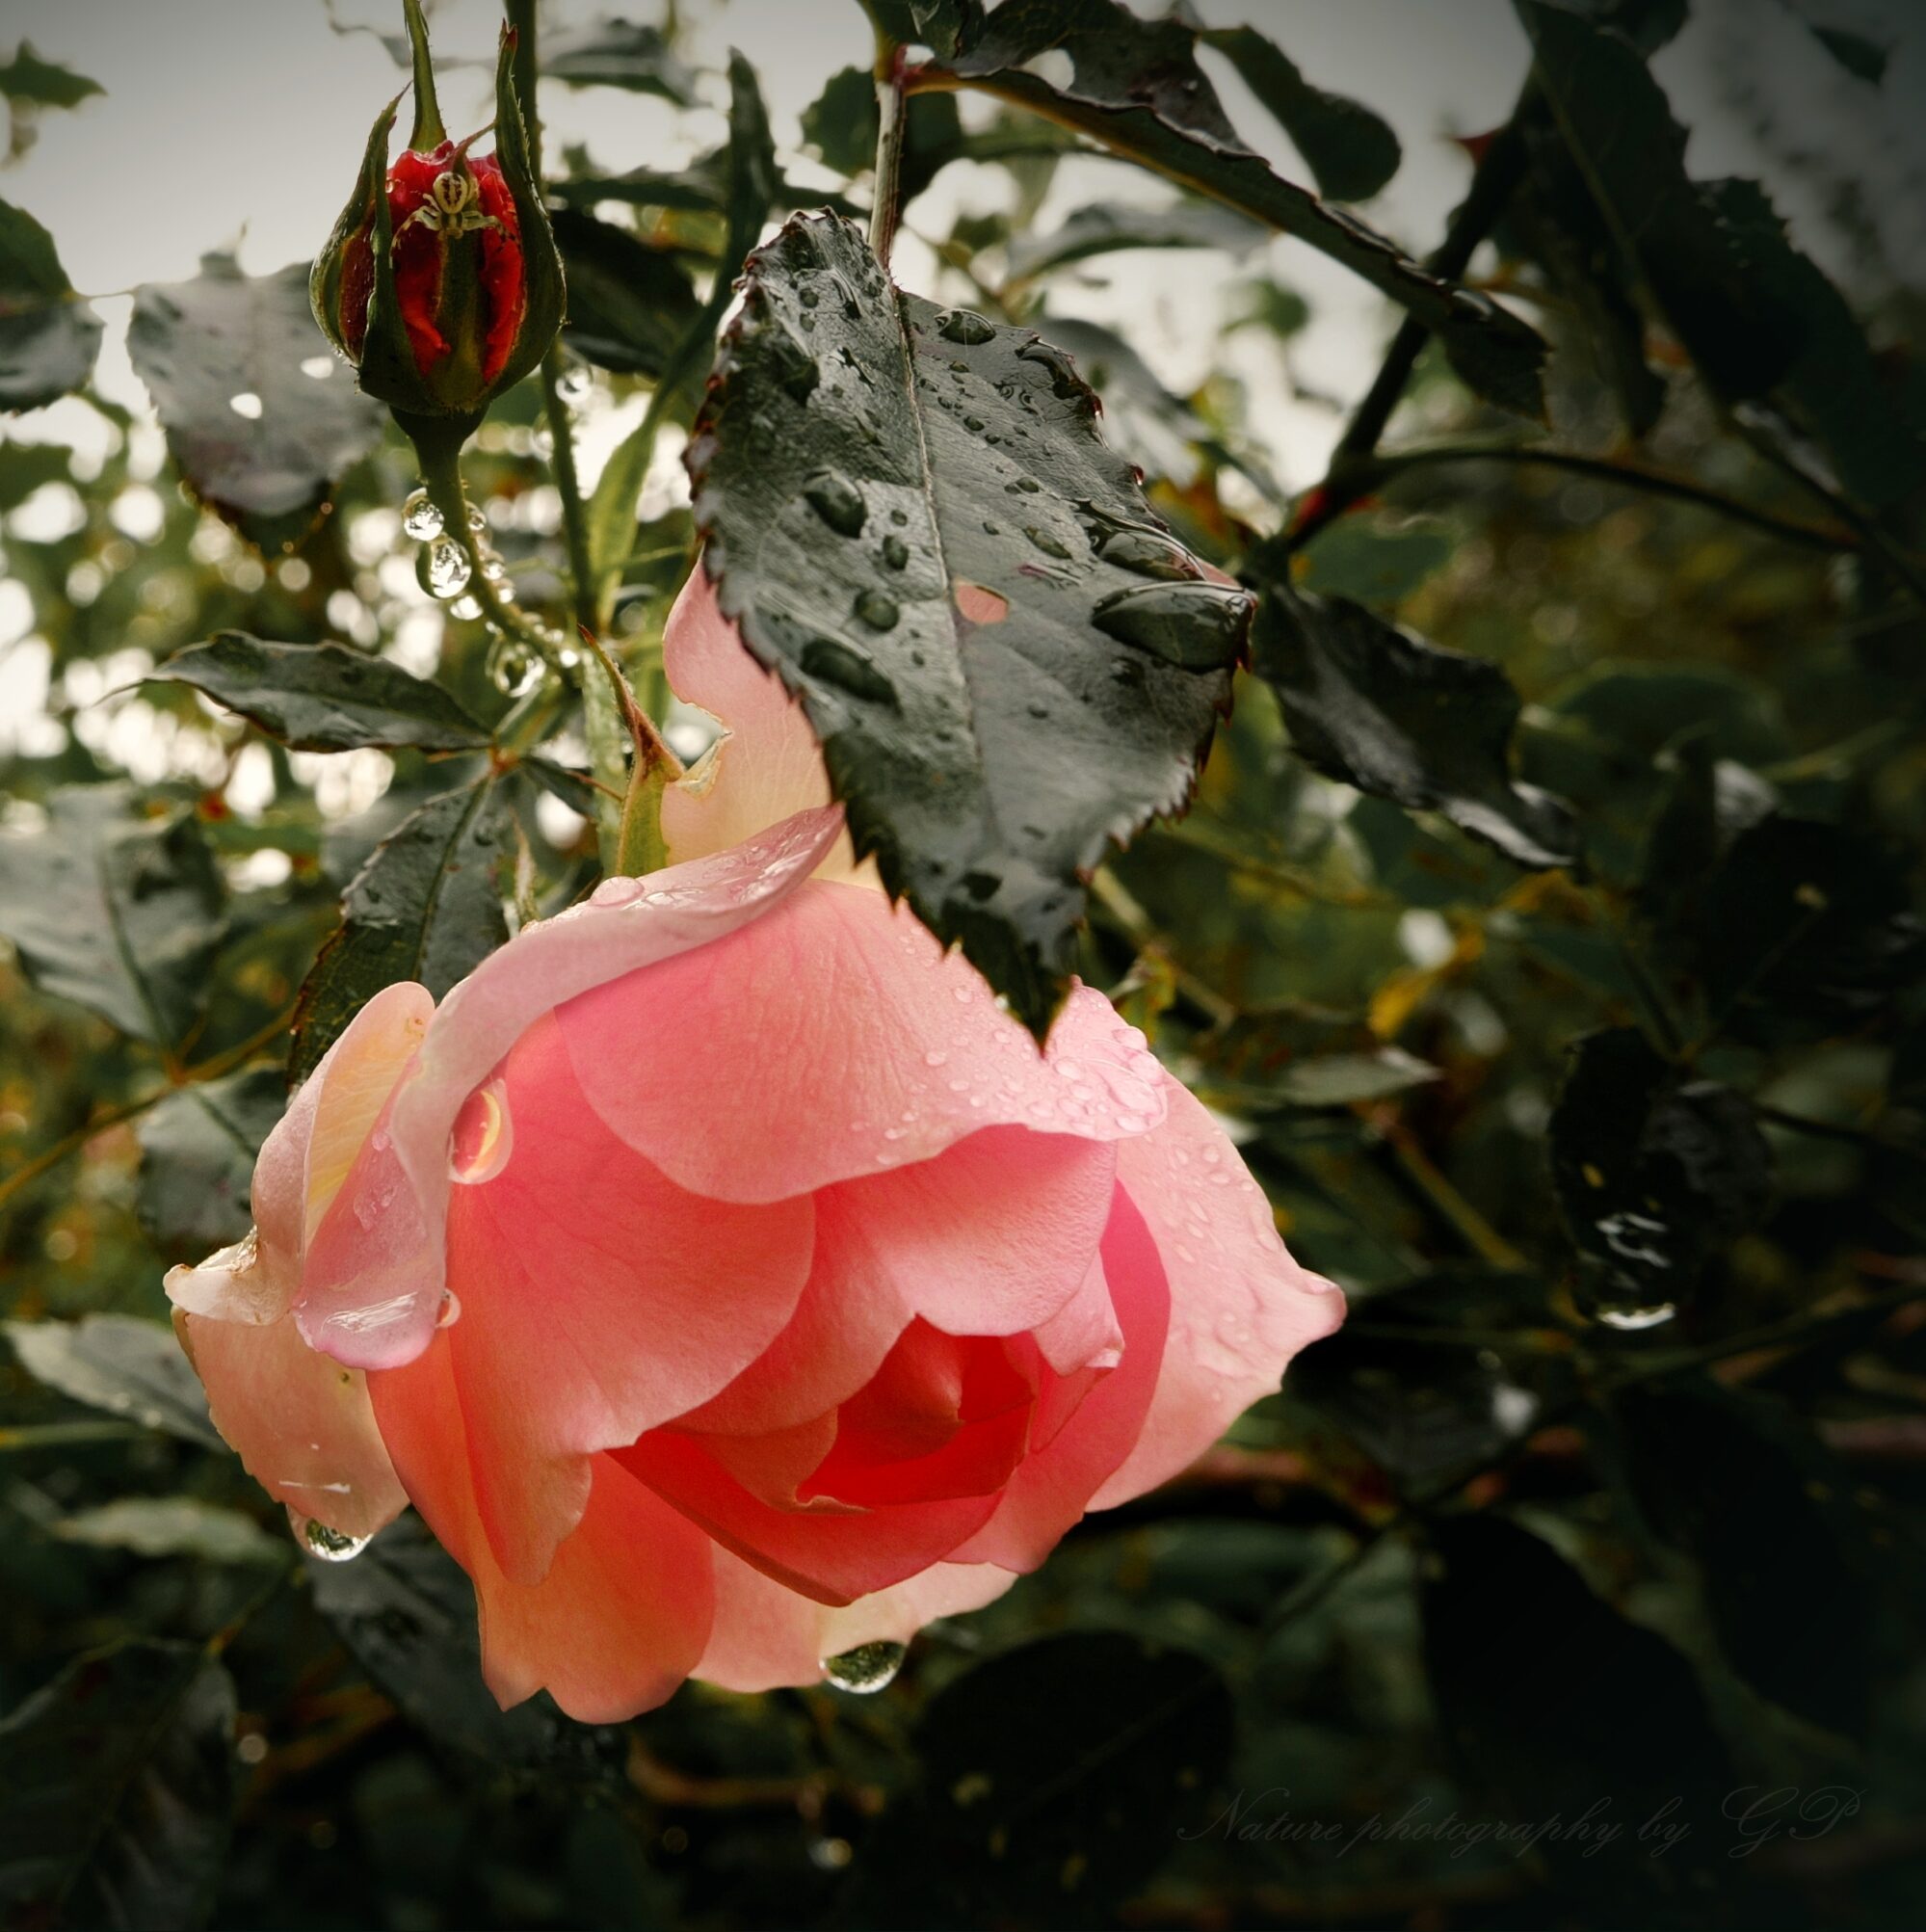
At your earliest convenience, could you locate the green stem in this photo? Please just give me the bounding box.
[867,34,909,267]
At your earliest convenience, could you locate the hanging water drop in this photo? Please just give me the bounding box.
[449,593,483,622]
[821,1639,907,1693]
[401,488,443,542]
[450,1078,514,1185]
[1091,581,1251,671]
[435,1289,462,1329]
[803,468,866,537]
[1595,1301,1677,1332]
[937,308,996,346]
[289,1508,371,1562]
[466,502,489,535]
[422,537,471,599]
[488,633,541,697]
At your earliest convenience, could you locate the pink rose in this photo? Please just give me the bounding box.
[167,568,1343,1722]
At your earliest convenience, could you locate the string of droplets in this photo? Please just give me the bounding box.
[402,486,572,696]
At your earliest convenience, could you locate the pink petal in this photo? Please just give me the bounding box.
[436,1011,814,1583]
[166,981,431,1327]
[371,1334,715,1721]
[174,1308,405,1542]
[950,1188,1170,1570]
[296,806,843,1371]
[1089,1076,1346,1508]
[559,879,1169,1204]
[686,1125,1117,1439]
[697,1545,1016,1692]
[659,564,855,873]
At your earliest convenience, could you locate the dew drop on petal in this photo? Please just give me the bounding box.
[449,1078,514,1185]
[289,1508,371,1562]
[821,1640,907,1692]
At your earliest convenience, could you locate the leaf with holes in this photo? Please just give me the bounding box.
[1249,564,1576,870]
[136,1064,286,1255]
[0,196,102,410]
[127,253,385,552]
[6,1315,221,1448]
[291,781,510,1083]
[0,784,225,1047]
[0,1640,236,1931]
[690,210,1248,1033]
[932,0,1545,417]
[152,633,491,754]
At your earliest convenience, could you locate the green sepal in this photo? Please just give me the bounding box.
[486,23,567,400]
[309,89,401,364]
[401,0,447,149]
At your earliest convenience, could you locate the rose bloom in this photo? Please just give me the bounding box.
[167,569,1343,1720]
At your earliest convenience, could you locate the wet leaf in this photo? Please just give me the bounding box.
[0,196,103,410]
[1806,21,1889,84]
[1548,1027,1772,1313]
[4,1315,221,1449]
[126,253,385,552]
[290,781,510,1084]
[552,208,701,380]
[1200,24,1400,201]
[1614,1380,1878,1738]
[0,784,225,1048]
[692,209,1244,1033]
[152,633,491,754]
[1518,0,1926,509]
[936,0,1546,416]
[0,1640,236,1931]
[136,1065,285,1256]
[1250,567,1577,870]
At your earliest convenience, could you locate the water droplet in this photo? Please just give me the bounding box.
[881,534,910,570]
[1025,525,1072,560]
[937,308,996,346]
[422,537,471,599]
[1092,582,1251,671]
[855,589,900,631]
[487,633,541,697]
[466,503,489,535]
[809,1837,854,1870]
[1097,528,1202,581]
[289,1508,371,1562]
[801,635,897,706]
[1595,1301,1678,1332]
[1016,338,1084,398]
[402,489,443,542]
[435,1290,462,1329]
[803,469,866,537]
[821,1640,907,1692]
[925,1049,948,1067]
[449,593,483,622]
[450,1078,514,1184]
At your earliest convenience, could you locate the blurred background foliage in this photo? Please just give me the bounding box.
[3,0,1926,1926]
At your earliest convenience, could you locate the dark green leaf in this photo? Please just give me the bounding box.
[1807,21,1888,83]
[1423,1515,1734,1901]
[309,1512,618,1771]
[553,147,733,215]
[692,210,1244,1033]
[152,633,491,754]
[1548,1027,1772,1314]
[0,1640,236,1931]
[1201,24,1400,201]
[54,1497,283,1566]
[801,64,966,201]
[1614,1380,1878,1737]
[1686,815,1926,1039]
[869,0,983,58]
[1517,0,1926,509]
[136,1065,285,1255]
[1031,313,1217,485]
[1004,197,1267,281]
[0,196,102,410]
[890,1630,1232,1921]
[1202,1002,1441,1109]
[0,784,225,1047]
[937,0,1547,417]
[1297,514,1454,604]
[552,207,701,379]
[1250,566,1577,869]
[5,1315,221,1449]
[290,781,510,1083]
[0,41,103,109]
[126,253,385,552]
[538,17,698,101]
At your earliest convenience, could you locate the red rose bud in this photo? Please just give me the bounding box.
[311,3,563,427]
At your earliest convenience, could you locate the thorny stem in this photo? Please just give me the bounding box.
[867,35,910,269]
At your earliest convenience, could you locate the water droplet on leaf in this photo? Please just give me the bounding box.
[1097,528,1203,581]
[855,589,900,631]
[881,535,909,570]
[802,635,898,706]
[1092,582,1251,671]
[803,469,866,537]
[937,308,996,346]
